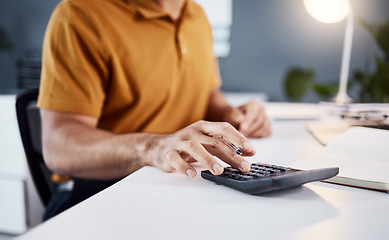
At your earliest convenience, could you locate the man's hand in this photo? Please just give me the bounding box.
[223,100,272,138]
[149,121,255,178]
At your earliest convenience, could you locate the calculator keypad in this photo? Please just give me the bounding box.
[221,163,292,181]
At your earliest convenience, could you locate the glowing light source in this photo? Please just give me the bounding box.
[303,0,350,24]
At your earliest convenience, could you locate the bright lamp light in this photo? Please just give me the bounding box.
[304,0,353,104]
[303,0,350,23]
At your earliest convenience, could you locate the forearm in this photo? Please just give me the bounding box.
[43,121,162,180]
[205,89,231,122]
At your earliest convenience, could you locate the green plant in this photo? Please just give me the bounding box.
[284,67,341,101]
[353,19,389,103]
[284,18,389,103]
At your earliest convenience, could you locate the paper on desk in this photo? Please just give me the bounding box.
[320,102,389,123]
[320,102,389,112]
[305,120,351,145]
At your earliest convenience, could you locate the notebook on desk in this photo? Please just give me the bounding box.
[292,126,389,192]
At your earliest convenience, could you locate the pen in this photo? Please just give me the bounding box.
[220,138,242,155]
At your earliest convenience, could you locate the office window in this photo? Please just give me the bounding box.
[195,0,233,58]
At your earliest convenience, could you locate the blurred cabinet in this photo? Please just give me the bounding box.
[0,95,27,234]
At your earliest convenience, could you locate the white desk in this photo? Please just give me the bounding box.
[15,106,389,240]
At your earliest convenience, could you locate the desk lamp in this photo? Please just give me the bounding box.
[304,0,353,104]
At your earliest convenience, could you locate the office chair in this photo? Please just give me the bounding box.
[16,89,55,206]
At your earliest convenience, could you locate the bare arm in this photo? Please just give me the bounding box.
[40,109,160,180]
[40,108,255,180]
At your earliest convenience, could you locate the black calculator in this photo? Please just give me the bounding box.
[201,162,339,195]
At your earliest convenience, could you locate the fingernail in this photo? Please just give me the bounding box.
[186,168,196,177]
[212,164,224,175]
[240,161,251,171]
[243,141,253,151]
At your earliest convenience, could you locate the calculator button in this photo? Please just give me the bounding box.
[242,176,253,180]
[259,163,271,167]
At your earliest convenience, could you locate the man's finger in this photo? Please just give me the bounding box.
[166,150,197,177]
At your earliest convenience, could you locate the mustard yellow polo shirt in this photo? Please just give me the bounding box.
[38,0,220,134]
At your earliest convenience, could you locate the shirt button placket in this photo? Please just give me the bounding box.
[180,45,188,55]
[176,28,188,60]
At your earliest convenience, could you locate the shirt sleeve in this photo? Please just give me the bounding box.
[38,1,109,118]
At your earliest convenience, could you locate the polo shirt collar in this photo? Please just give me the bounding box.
[128,0,195,20]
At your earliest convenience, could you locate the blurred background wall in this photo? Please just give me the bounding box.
[0,0,388,102]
